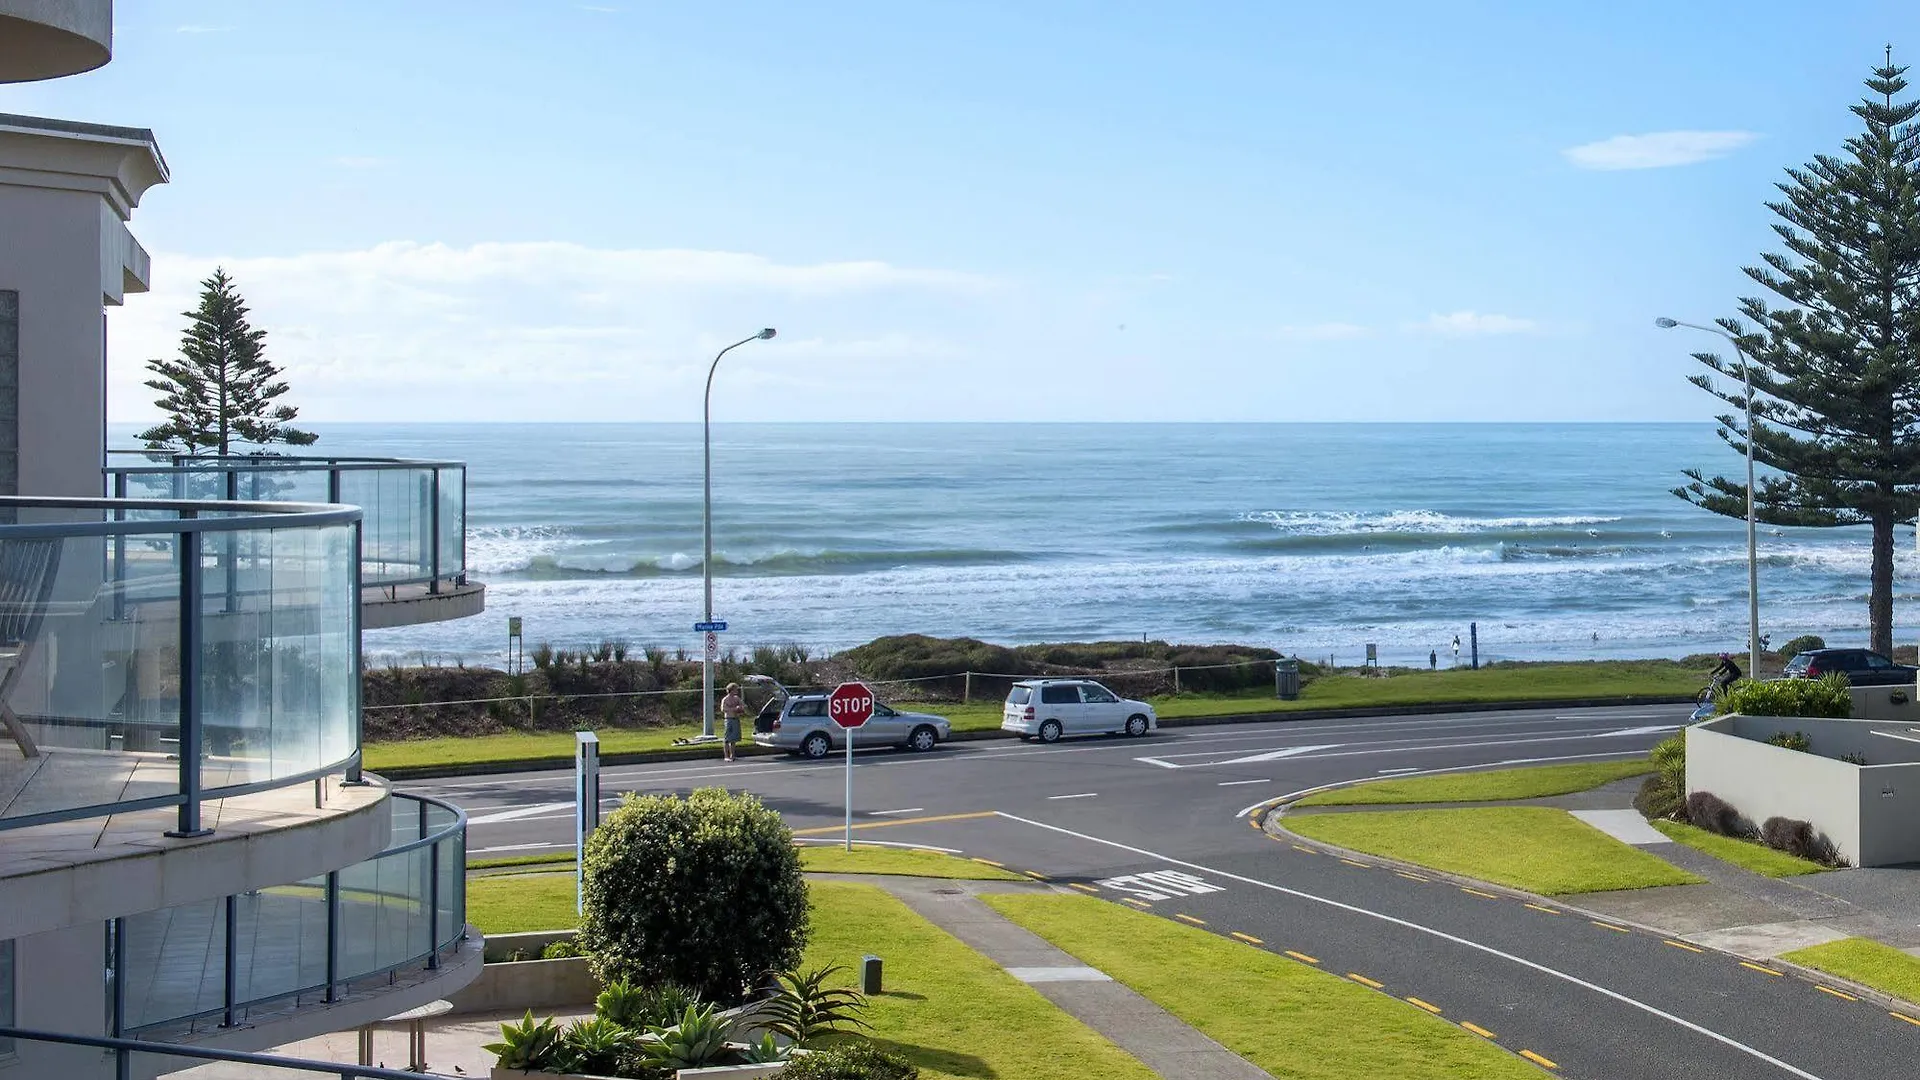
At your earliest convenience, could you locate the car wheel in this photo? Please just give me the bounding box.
[801,732,832,759]
[1038,720,1063,744]
[907,725,939,752]
[1125,714,1149,737]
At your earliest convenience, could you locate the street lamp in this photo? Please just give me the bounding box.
[1658,316,1761,681]
[701,328,777,739]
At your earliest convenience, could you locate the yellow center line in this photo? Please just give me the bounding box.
[1068,882,1100,894]
[1461,1021,1497,1039]
[1292,844,1318,854]
[1284,950,1320,964]
[1406,996,1442,1014]
[1396,871,1431,882]
[1740,961,1784,977]
[1815,985,1859,1002]
[970,857,1006,868]
[1519,1049,1559,1070]
[1525,903,1560,915]
[1346,973,1385,989]
[1248,818,1262,829]
[1664,939,1705,953]
[1174,913,1207,926]
[1340,858,1371,868]
[1892,1011,1920,1027]
[1591,920,1631,933]
[1460,887,1499,899]
[1024,870,1050,881]
[1230,932,1264,945]
[1122,897,1153,909]
[791,810,996,836]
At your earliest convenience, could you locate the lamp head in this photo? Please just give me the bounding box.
[1654,317,1678,329]
[757,328,777,340]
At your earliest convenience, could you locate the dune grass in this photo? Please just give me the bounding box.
[1648,819,1828,878]
[1781,938,1920,1005]
[1287,807,1702,894]
[1297,760,1656,807]
[986,893,1542,1080]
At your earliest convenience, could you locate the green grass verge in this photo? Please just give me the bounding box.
[1781,938,1920,1005]
[985,893,1540,1080]
[469,852,574,871]
[364,659,1699,773]
[1287,807,1702,894]
[797,844,1023,880]
[807,882,1155,1079]
[468,872,578,934]
[1649,819,1828,878]
[1297,760,1655,807]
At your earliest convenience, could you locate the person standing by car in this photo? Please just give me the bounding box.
[721,682,746,762]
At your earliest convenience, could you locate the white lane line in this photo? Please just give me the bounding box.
[869,807,927,816]
[1377,767,1421,774]
[1047,792,1099,800]
[995,812,1827,1080]
[1137,758,1181,769]
[470,841,571,853]
[1210,743,1343,767]
[1218,778,1270,787]
[1599,725,1683,738]
[1234,750,1646,817]
[466,801,572,825]
[792,838,962,853]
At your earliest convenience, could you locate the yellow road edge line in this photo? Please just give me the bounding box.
[1664,939,1705,953]
[1591,920,1630,933]
[1230,931,1263,945]
[1174,913,1207,926]
[1892,1011,1920,1027]
[1519,1049,1558,1069]
[1462,1021,1497,1039]
[1292,844,1318,854]
[1346,973,1384,989]
[792,810,996,836]
[1525,904,1560,915]
[1284,950,1320,964]
[970,857,1005,868]
[1122,897,1153,909]
[1406,996,1442,1014]
[1024,870,1050,881]
[1340,859,1371,868]
[1068,882,1100,894]
[1815,985,1858,1002]
[1396,871,1430,882]
[1461,887,1499,899]
[1740,961,1784,977]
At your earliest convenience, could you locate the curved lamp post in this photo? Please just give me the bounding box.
[701,328,777,738]
[1658,316,1760,681]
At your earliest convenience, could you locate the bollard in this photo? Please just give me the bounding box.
[861,954,883,995]
[964,671,972,704]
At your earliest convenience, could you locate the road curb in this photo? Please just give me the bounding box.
[372,694,1694,781]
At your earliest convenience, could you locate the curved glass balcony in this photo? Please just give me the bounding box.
[0,495,361,835]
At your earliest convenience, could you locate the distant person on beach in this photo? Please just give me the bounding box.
[1430,649,1437,670]
[1709,653,1741,696]
[721,682,746,761]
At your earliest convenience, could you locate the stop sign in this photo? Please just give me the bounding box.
[828,681,875,729]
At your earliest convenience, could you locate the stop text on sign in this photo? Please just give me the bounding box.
[829,682,875,729]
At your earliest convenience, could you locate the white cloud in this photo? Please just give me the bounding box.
[1273,322,1370,341]
[1562,130,1759,170]
[1411,311,1538,336]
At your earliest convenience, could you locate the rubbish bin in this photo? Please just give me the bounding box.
[1275,659,1300,701]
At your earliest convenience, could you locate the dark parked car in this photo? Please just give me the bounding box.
[1782,648,1918,686]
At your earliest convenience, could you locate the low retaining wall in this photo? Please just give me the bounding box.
[453,932,599,1014]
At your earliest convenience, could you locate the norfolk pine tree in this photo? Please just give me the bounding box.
[139,268,317,455]
[1676,55,1920,656]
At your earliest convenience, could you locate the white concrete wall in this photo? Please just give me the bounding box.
[1687,721,1862,860]
[1849,685,1920,723]
[1854,762,1920,866]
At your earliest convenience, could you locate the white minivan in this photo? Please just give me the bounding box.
[1001,679,1157,743]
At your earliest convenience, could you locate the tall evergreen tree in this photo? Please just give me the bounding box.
[1676,53,1920,656]
[138,268,317,455]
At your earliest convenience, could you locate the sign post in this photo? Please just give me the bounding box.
[828,682,875,851]
[574,731,600,913]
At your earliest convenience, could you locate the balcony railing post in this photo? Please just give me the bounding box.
[429,468,441,594]
[343,518,366,786]
[111,916,129,1080]
[168,521,210,838]
[427,838,441,971]
[324,870,341,1003]
[458,465,468,586]
[223,470,239,614]
[111,471,126,621]
[221,894,238,1027]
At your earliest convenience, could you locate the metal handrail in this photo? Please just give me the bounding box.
[0,1026,433,1080]
[107,452,469,471]
[0,495,360,536]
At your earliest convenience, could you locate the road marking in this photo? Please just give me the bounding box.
[1591,921,1631,933]
[1396,872,1430,882]
[1377,767,1421,774]
[791,810,996,836]
[1346,973,1384,989]
[1520,1049,1559,1069]
[1137,758,1181,769]
[1891,1012,1920,1027]
[1741,962,1785,977]
[466,801,572,825]
[1407,996,1442,1014]
[793,838,962,853]
[1175,913,1208,926]
[1097,871,1227,900]
[1597,725,1683,738]
[1340,858,1371,868]
[1231,932,1263,945]
[1284,950,1320,964]
[971,858,1006,868]
[1525,904,1561,915]
[1292,844,1318,854]
[1815,986,1858,1002]
[1462,1021,1497,1039]
[1122,897,1153,909]
[993,811,1832,1080]
[1023,870,1049,881]
[1460,887,1500,899]
[469,842,571,853]
[1219,778,1271,786]
[1664,940,1704,953]
[868,807,926,815]
[1069,882,1100,894]
[1139,743,1341,769]
[1047,792,1099,800]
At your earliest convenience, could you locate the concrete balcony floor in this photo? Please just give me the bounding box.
[361,578,485,630]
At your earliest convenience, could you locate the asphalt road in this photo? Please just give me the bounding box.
[404,704,1920,1079]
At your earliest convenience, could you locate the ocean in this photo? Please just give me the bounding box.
[110,422,1918,667]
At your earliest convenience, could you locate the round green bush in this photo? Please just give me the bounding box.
[1777,634,1827,658]
[579,788,808,1003]
[779,1042,919,1079]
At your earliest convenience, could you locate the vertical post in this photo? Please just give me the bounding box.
[575,732,600,914]
[221,894,237,1027]
[427,838,441,970]
[169,523,210,838]
[324,870,340,1002]
[1470,622,1479,671]
[458,465,469,586]
[844,725,854,852]
[964,671,972,704]
[1173,666,1180,693]
[1740,346,1760,682]
[111,917,129,1080]
[702,374,716,741]
[428,468,441,595]
[345,518,365,786]
[112,471,127,622]
[223,471,238,614]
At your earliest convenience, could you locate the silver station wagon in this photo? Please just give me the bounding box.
[1001,678,1157,743]
[749,678,951,759]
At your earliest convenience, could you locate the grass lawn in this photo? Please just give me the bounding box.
[1649,819,1828,878]
[1297,760,1655,807]
[469,852,574,871]
[796,844,1023,879]
[986,893,1541,1080]
[1287,807,1702,895]
[468,872,578,934]
[807,882,1155,1080]
[1782,938,1920,1004]
[365,659,1700,774]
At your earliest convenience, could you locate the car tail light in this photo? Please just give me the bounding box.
[1023,706,1035,721]
[772,716,782,729]
[1804,664,1821,677]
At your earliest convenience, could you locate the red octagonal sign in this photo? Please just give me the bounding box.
[828,681,875,729]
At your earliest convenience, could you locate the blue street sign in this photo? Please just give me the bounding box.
[693,621,728,632]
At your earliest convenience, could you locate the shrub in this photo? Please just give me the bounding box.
[579,788,809,1003]
[778,1042,919,1079]
[1719,674,1852,718]
[1684,791,1745,837]
[531,642,554,670]
[541,938,583,960]
[597,979,704,1030]
[1650,734,1686,790]
[634,1002,738,1072]
[1633,774,1684,820]
[1840,750,1868,765]
[1765,730,1813,753]
[1778,634,1827,658]
[553,1016,633,1076]
[484,1011,563,1071]
[1759,816,1840,865]
[761,966,870,1048]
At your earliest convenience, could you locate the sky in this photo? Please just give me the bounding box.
[5,1,1918,424]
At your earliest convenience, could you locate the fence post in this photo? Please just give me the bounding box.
[963,671,972,704]
[1173,666,1180,694]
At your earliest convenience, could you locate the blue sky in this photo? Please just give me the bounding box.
[6,1,1916,423]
